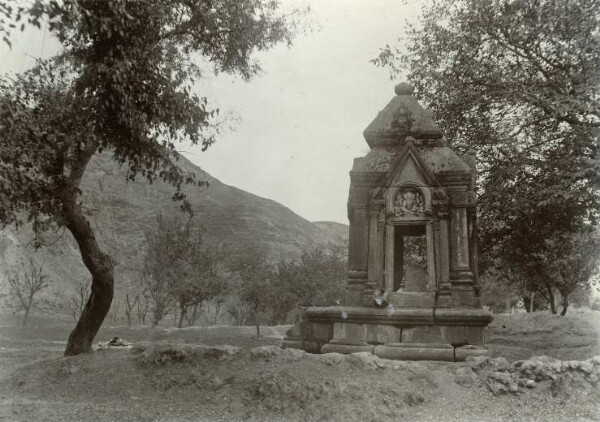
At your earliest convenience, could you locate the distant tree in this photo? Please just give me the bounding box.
[374,0,600,313]
[229,246,274,337]
[142,214,223,328]
[517,226,600,315]
[136,293,150,326]
[205,296,227,326]
[228,298,252,327]
[478,265,522,313]
[107,298,121,325]
[0,0,301,355]
[8,256,50,326]
[272,245,346,323]
[123,292,139,327]
[66,281,90,321]
[141,272,172,328]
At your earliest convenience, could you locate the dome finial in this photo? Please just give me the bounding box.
[395,82,414,96]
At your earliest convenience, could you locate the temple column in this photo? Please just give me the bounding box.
[385,224,394,293]
[425,222,436,291]
[346,183,370,305]
[367,206,380,291]
[374,210,385,290]
[393,232,404,291]
[449,207,472,284]
[438,217,451,289]
[467,206,478,287]
[352,204,369,272]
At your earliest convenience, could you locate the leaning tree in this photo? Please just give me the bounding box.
[374,0,600,312]
[0,0,300,355]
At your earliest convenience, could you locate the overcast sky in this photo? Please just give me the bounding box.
[0,0,421,225]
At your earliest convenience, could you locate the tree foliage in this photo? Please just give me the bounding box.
[374,0,600,313]
[0,0,299,354]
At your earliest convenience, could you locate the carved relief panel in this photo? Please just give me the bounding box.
[386,185,431,219]
[393,187,424,217]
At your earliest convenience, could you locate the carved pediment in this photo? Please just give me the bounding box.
[381,141,439,189]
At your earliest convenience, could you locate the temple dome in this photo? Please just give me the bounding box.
[363,83,443,148]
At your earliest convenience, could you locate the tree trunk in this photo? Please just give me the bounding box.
[560,292,569,316]
[212,301,222,325]
[548,294,557,314]
[22,304,30,327]
[61,144,115,356]
[152,311,161,327]
[63,197,115,356]
[177,305,186,328]
[529,292,534,313]
[544,285,557,314]
[255,313,260,337]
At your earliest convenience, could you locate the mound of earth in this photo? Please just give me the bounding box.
[485,309,600,360]
[3,344,599,422]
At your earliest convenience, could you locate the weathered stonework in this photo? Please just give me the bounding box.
[282,83,492,361]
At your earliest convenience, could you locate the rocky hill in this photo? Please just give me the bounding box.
[0,152,348,304]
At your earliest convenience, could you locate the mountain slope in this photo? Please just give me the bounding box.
[0,152,347,303]
[312,221,349,247]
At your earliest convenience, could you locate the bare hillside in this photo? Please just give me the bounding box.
[0,152,345,303]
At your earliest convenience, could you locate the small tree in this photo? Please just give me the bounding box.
[123,292,139,327]
[141,272,172,327]
[526,227,600,315]
[229,246,274,337]
[206,296,227,326]
[8,256,50,326]
[272,245,346,323]
[107,299,121,325]
[136,294,149,326]
[66,281,90,321]
[142,214,223,328]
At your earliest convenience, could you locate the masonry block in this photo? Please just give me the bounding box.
[402,326,445,343]
[366,324,401,344]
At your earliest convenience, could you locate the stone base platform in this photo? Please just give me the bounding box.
[282,306,492,362]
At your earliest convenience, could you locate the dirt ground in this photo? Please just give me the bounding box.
[0,310,599,422]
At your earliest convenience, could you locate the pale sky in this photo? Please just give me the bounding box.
[0,0,421,224]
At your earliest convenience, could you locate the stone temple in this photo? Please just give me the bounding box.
[283,83,493,361]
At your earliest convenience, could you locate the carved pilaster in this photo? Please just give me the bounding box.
[438,218,451,289]
[449,207,473,287]
[367,208,378,284]
[385,224,394,293]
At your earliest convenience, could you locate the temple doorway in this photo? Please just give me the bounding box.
[393,225,428,292]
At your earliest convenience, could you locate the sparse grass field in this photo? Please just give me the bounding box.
[1,310,599,422]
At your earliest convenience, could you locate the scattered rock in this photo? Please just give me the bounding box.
[208,375,225,390]
[525,379,536,388]
[347,352,384,370]
[467,356,510,373]
[95,336,132,350]
[315,352,345,366]
[403,391,425,406]
[486,371,519,395]
[250,345,280,359]
[279,347,306,361]
[453,366,478,387]
[133,343,242,365]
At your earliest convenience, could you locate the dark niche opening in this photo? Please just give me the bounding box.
[393,225,427,292]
